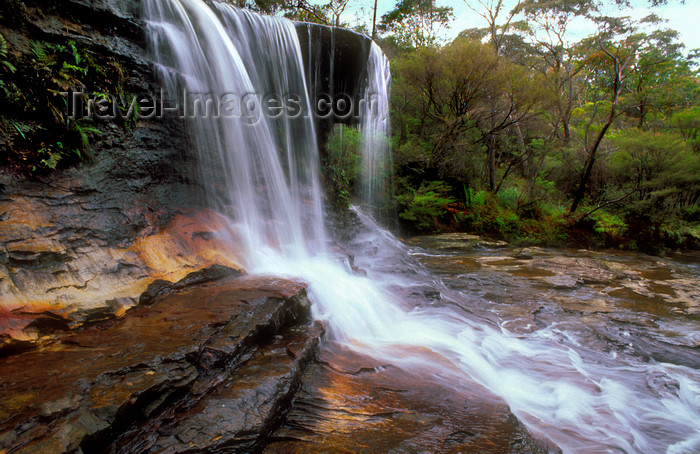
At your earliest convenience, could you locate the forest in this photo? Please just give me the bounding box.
[238,0,700,253]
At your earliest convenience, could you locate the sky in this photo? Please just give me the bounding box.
[327,0,700,52]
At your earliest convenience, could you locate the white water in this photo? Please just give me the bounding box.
[146,0,325,265]
[146,2,700,452]
[360,42,391,215]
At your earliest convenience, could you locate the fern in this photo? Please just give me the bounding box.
[29,40,47,60]
[62,62,88,75]
[68,118,101,148]
[0,34,16,73]
[68,40,81,66]
[9,120,32,139]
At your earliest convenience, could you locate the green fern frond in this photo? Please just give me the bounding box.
[0,34,8,59]
[0,34,16,73]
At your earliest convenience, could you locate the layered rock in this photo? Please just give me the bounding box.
[0,271,324,453]
[1,0,241,330]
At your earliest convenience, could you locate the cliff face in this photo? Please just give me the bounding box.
[0,0,245,339]
[296,22,372,146]
[0,1,372,340]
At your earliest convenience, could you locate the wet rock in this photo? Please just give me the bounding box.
[5,238,71,264]
[551,297,616,314]
[0,2,372,327]
[139,322,324,453]
[66,306,119,327]
[0,0,244,323]
[513,247,542,260]
[139,264,242,306]
[21,311,71,335]
[138,279,177,306]
[177,263,243,288]
[646,371,681,398]
[0,275,320,453]
[296,23,372,145]
[407,233,483,251]
[541,275,582,290]
[528,256,623,285]
[0,335,34,358]
[105,296,137,316]
[480,239,510,248]
[268,343,549,453]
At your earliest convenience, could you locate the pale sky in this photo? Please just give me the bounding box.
[327,0,699,53]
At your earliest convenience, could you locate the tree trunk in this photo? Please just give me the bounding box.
[569,44,631,215]
[569,108,615,214]
[488,133,497,192]
[371,0,378,40]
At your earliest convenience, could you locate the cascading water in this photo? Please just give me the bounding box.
[146,0,325,265]
[146,2,700,452]
[360,42,391,216]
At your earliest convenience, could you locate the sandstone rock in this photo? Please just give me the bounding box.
[138,322,324,453]
[0,275,321,453]
[139,264,242,306]
[528,256,623,285]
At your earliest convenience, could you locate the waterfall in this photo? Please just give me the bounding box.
[360,42,391,216]
[145,0,325,266]
[145,2,700,452]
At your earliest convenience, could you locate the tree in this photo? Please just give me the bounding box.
[377,0,454,48]
[372,0,379,39]
[392,37,544,192]
[568,16,677,213]
[512,0,598,145]
[463,0,521,55]
[608,129,699,228]
[231,0,330,25]
[327,0,351,27]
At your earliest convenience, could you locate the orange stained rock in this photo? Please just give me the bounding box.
[1,208,245,340]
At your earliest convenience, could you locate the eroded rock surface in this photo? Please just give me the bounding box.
[268,343,549,454]
[0,0,249,323]
[408,233,700,367]
[0,273,324,453]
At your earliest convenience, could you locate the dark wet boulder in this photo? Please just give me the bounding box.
[139,264,242,306]
[0,274,323,453]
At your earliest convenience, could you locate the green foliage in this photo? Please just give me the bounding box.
[323,124,362,209]
[397,180,455,231]
[378,0,454,48]
[671,107,700,151]
[460,189,520,236]
[0,34,16,74]
[608,129,699,225]
[590,210,627,237]
[385,1,699,253]
[0,33,18,101]
[0,33,129,173]
[227,0,344,26]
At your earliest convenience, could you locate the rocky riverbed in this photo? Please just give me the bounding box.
[2,235,698,452]
[407,234,699,368]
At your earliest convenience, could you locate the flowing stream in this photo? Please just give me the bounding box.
[146,2,700,452]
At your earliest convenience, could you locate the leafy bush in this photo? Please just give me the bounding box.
[398,180,455,231]
[590,210,627,238]
[0,35,126,173]
[323,124,362,208]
